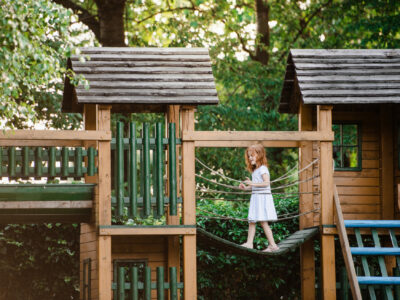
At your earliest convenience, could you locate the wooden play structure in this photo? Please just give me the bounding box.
[0,47,400,300]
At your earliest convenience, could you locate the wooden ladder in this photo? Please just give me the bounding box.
[334,185,400,300]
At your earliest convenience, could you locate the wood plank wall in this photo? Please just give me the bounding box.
[313,108,381,225]
[112,236,168,300]
[395,106,400,219]
[313,108,382,225]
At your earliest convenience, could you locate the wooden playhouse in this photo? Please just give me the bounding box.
[280,49,400,300]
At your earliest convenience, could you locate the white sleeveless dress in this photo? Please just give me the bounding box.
[247,165,277,223]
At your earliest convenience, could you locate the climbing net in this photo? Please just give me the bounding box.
[195,157,320,223]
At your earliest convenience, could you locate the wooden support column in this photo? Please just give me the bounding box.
[81,104,99,300]
[299,103,316,300]
[380,104,396,275]
[97,105,112,300]
[318,105,336,300]
[181,107,197,300]
[166,105,181,299]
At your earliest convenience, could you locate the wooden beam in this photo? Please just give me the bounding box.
[318,105,336,300]
[0,130,111,142]
[194,140,299,148]
[0,140,85,147]
[298,103,316,300]
[334,186,362,300]
[183,130,334,142]
[183,235,197,300]
[99,226,196,236]
[380,104,394,219]
[181,107,197,300]
[166,105,181,300]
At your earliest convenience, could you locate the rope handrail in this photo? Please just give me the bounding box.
[196,173,319,191]
[195,158,319,184]
[197,207,320,222]
[196,188,319,195]
[196,193,304,202]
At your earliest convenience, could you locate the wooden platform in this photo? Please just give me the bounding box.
[0,184,94,223]
[197,227,319,257]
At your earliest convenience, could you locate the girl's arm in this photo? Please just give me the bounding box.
[243,173,270,188]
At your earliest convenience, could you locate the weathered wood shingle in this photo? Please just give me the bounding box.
[279,49,400,113]
[62,47,219,112]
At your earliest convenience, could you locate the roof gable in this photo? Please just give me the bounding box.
[279,49,400,113]
[62,47,219,113]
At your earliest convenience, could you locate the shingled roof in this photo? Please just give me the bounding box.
[62,47,219,113]
[279,49,400,113]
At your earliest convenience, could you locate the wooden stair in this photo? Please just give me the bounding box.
[334,185,400,300]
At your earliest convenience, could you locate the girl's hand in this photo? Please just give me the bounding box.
[243,177,252,186]
[239,183,246,190]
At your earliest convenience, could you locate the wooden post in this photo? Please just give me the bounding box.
[299,103,316,300]
[318,105,336,300]
[380,104,396,275]
[97,105,112,300]
[181,107,196,300]
[166,105,181,300]
[81,104,99,299]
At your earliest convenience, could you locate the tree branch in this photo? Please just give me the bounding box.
[279,0,333,61]
[52,0,100,40]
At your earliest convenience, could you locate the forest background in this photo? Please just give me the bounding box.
[0,0,399,299]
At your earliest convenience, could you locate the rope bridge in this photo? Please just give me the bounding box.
[195,157,319,256]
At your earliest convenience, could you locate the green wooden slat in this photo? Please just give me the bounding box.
[131,267,138,300]
[61,147,69,177]
[157,266,164,300]
[143,123,151,218]
[340,267,349,300]
[144,266,151,300]
[49,147,56,178]
[355,228,377,300]
[75,147,83,177]
[87,147,95,176]
[155,123,163,217]
[116,122,124,216]
[389,229,400,270]
[35,147,43,177]
[168,123,177,216]
[22,147,29,177]
[371,229,393,300]
[8,147,16,177]
[118,267,125,300]
[169,267,177,300]
[129,123,137,217]
[394,267,400,299]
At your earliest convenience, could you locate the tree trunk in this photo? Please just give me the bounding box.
[95,0,127,46]
[255,0,270,65]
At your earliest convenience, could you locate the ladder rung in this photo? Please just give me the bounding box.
[344,220,400,228]
[351,247,400,255]
[358,276,400,285]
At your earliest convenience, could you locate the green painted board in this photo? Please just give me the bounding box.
[0,184,95,201]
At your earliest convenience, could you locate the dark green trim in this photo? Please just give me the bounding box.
[333,122,362,171]
[322,224,337,228]
[0,184,95,201]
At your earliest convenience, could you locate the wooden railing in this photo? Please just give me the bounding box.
[111,122,181,219]
[334,184,362,300]
[112,266,182,300]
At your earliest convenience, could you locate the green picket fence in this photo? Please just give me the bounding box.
[0,146,97,179]
[112,266,182,300]
[111,122,181,219]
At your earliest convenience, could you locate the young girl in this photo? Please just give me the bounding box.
[239,144,279,252]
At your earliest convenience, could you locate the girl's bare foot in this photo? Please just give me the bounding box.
[240,242,253,249]
[263,245,279,252]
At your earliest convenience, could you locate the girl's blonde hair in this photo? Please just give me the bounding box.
[245,144,268,172]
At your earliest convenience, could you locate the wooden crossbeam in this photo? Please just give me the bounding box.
[182,131,334,148]
[0,130,111,146]
[99,225,196,236]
